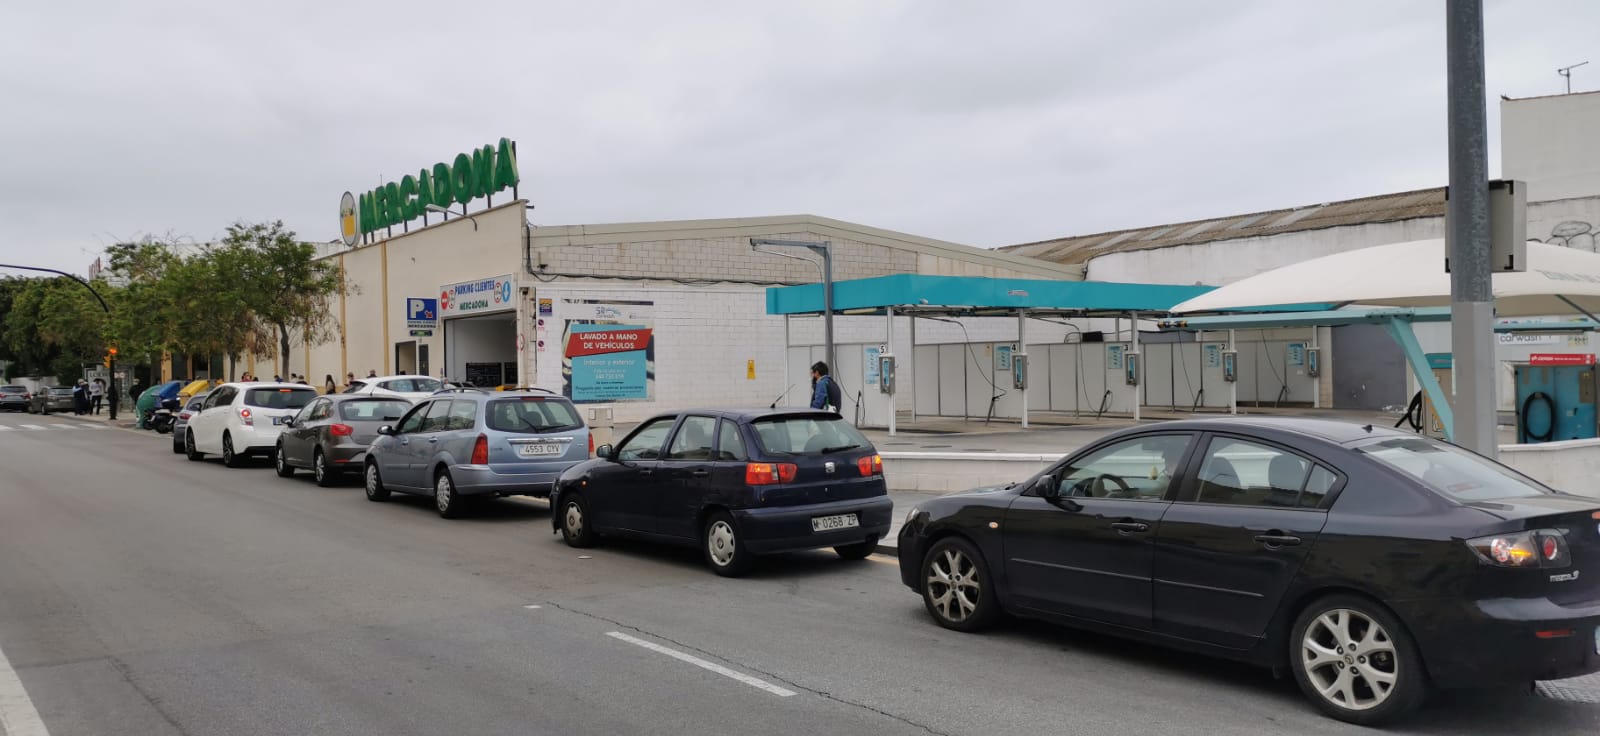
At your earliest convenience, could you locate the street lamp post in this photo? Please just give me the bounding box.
[750,239,835,376]
[0,263,119,420]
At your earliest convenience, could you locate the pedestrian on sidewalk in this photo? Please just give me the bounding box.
[90,378,105,415]
[72,380,89,416]
[323,374,337,394]
[344,372,356,390]
[809,362,841,413]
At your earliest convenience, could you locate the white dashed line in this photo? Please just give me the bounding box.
[0,638,50,735]
[605,631,797,697]
[18,425,45,431]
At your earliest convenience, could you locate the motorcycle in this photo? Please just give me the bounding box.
[150,398,181,434]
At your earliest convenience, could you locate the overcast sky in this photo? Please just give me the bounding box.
[2,0,1597,273]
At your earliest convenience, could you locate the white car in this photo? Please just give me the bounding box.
[343,375,444,402]
[184,382,320,467]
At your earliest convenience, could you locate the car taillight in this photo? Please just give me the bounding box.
[856,454,883,476]
[1466,530,1569,568]
[588,434,595,457]
[239,407,253,426]
[745,462,798,485]
[330,423,353,437]
[179,412,191,420]
[471,434,489,464]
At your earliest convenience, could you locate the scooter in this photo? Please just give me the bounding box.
[150,398,180,434]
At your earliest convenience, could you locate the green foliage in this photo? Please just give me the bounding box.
[218,220,344,370]
[2,275,107,381]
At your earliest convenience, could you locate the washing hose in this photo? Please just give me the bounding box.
[1520,391,1556,443]
[1394,392,1424,431]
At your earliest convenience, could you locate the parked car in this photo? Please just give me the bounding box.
[276,395,411,486]
[183,383,319,467]
[29,386,76,414]
[362,389,590,518]
[343,375,443,402]
[551,408,894,576]
[171,392,211,454]
[0,385,30,412]
[896,417,1600,726]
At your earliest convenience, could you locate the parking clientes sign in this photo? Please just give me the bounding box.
[350,138,520,237]
[440,275,515,317]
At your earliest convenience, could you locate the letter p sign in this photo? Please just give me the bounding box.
[407,297,438,325]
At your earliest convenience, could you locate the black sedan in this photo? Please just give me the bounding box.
[552,408,893,576]
[897,417,1600,726]
[275,395,410,486]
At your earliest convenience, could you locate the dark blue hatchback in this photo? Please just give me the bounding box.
[550,408,893,576]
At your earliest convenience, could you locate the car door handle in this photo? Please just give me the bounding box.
[427,437,438,443]
[638,469,654,477]
[691,469,710,478]
[1110,521,1149,534]
[1254,534,1302,547]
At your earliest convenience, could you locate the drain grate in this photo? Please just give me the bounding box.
[1537,673,1600,704]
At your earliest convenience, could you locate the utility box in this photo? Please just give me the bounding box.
[586,406,616,453]
[1513,356,1599,444]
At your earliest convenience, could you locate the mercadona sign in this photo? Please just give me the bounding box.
[341,137,520,243]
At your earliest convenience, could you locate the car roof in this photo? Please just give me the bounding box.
[639,407,849,423]
[219,382,318,390]
[367,375,438,382]
[1107,416,1410,445]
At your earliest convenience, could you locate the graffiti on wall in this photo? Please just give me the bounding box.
[1536,220,1597,252]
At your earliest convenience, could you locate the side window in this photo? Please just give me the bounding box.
[716,419,749,462]
[447,400,478,431]
[617,417,677,461]
[294,399,321,424]
[1055,434,1191,501]
[1194,437,1313,508]
[207,387,233,408]
[1300,465,1340,508]
[666,416,717,461]
[201,391,223,410]
[420,400,453,432]
[397,402,430,434]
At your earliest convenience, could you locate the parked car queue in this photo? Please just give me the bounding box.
[143,384,1600,727]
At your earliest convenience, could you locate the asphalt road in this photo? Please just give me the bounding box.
[0,410,1597,735]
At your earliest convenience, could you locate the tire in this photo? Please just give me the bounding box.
[1288,594,1428,726]
[222,432,243,468]
[364,462,389,502]
[171,438,184,455]
[559,493,597,548]
[834,541,876,560]
[434,469,462,519]
[919,536,1000,632]
[702,511,754,577]
[185,430,205,462]
[313,448,336,487]
[274,442,295,478]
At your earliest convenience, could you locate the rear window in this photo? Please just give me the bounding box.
[244,387,317,410]
[751,415,871,456]
[486,398,583,433]
[1356,436,1550,501]
[380,378,441,393]
[49,388,74,395]
[1,386,24,393]
[339,399,410,421]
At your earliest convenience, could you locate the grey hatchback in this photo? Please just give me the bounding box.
[362,389,591,517]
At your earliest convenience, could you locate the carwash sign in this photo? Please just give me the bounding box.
[343,137,520,242]
[440,274,515,317]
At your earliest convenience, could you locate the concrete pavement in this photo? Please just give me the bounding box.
[1,410,1596,735]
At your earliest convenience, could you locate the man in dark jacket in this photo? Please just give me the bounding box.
[809,362,841,412]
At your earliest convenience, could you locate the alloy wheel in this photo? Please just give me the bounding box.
[926,548,982,623]
[435,474,453,513]
[1301,608,1399,712]
[313,451,326,484]
[707,520,736,567]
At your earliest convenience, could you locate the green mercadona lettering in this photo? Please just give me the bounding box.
[357,138,520,235]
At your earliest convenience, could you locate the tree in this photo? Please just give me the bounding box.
[2,276,107,381]
[219,221,344,373]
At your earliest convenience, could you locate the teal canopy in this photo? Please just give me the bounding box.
[765,274,1224,317]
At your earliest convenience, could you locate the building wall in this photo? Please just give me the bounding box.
[1502,92,1600,203]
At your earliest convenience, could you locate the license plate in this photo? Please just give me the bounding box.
[811,513,859,532]
[272,416,288,425]
[516,443,562,457]
[1594,626,1599,655]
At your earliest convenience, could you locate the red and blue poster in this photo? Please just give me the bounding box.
[560,299,655,403]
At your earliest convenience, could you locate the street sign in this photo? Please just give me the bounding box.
[410,329,434,337]
[406,297,438,333]
[1529,353,1596,366]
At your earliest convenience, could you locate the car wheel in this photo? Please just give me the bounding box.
[703,511,754,577]
[274,442,295,478]
[313,448,336,487]
[185,430,205,462]
[434,469,462,519]
[222,432,243,468]
[171,437,184,454]
[364,462,389,502]
[834,541,876,561]
[1289,594,1428,726]
[559,493,598,548]
[920,536,999,632]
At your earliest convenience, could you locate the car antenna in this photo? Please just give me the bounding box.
[1363,424,1373,433]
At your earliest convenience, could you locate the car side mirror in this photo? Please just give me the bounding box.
[283,418,295,427]
[377,425,394,436]
[1037,474,1060,500]
[595,444,614,460]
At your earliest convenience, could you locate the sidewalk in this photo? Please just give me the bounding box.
[49,406,140,430]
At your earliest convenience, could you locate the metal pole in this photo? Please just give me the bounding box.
[1311,327,1321,409]
[886,306,896,436]
[908,315,917,423]
[1447,0,1498,457]
[821,243,836,376]
[1228,329,1239,415]
[1130,311,1141,422]
[1018,310,1029,428]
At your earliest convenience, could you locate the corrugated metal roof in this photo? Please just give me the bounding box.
[1002,187,1447,265]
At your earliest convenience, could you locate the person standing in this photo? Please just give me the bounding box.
[90,378,105,415]
[324,374,337,394]
[808,362,841,412]
[72,380,88,416]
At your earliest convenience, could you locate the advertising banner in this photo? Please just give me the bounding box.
[440,274,515,317]
[559,298,656,403]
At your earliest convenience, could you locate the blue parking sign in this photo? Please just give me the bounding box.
[406,297,438,330]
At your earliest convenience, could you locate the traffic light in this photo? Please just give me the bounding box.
[104,346,117,368]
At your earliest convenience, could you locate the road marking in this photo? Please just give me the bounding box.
[18,425,45,431]
[0,639,50,735]
[46,425,75,431]
[523,605,542,609]
[605,632,796,697]
[0,426,13,432]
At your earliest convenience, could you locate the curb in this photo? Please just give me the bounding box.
[873,542,899,558]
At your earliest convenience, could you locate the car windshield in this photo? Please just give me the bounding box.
[486,398,583,433]
[1,386,24,393]
[1355,436,1551,501]
[382,378,441,393]
[244,387,317,410]
[750,415,871,455]
[339,399,410,421]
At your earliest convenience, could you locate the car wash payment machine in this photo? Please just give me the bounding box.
[1513,354,1600,444]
